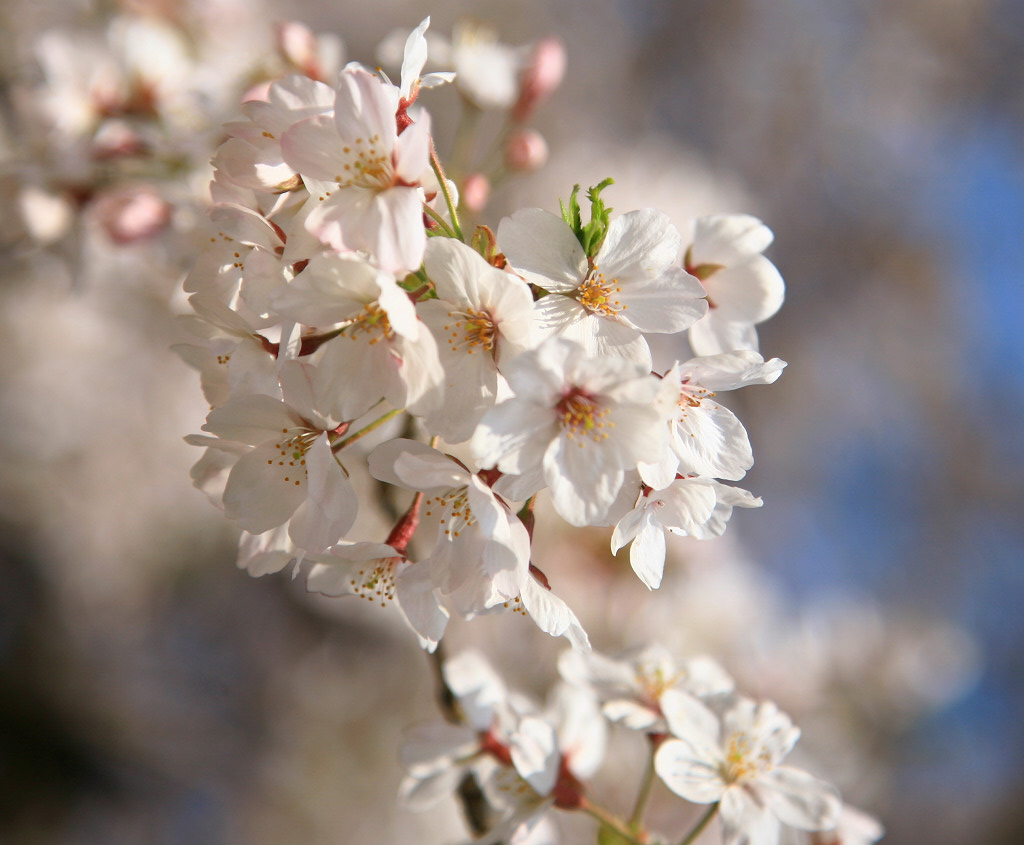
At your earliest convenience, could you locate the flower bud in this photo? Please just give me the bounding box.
[91,184,172,245]
[461,173,491,213]
[513,36,566,121]
[504,129,548,173]
[275,21,324,80]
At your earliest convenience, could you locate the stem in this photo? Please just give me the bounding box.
[628,751,656,832]
[422,202,457,238]
[430,143,463,241]
[579,798,646,845]
[677,804,718,845]
[331,408,403,452]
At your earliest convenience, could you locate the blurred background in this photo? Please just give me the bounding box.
[0,0,1022,842]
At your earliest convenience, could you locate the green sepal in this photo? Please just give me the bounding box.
[560,177,615,260]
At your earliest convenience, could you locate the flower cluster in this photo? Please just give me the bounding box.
[179,16,787,654]
[400,646,876,845]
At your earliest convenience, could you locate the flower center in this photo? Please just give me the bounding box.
[334,134,394,191]
[556,389,612,445]
[721,733,773,784]
[678,381,715,409]
[345,302,394,345]
[443,308,496,355]
[267,428,317,487]
[636,662,683,707]
[349,557,400,607]
[575,267,625,317]
[424,488,476,538]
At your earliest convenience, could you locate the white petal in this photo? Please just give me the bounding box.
[629,511,667,590]
[498,208,587,292]
[654,738,727,804]
[511,717,560,796]
[759,767,842,832]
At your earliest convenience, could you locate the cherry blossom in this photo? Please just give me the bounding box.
[472,338,669,527]
[655,695,842,845]
[685,214,786,356]
[418,237,536,442]
[559,643,734,732]
[282,66,432,273]
[499,207,707,366]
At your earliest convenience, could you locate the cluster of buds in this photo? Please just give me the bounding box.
[179,16,788,653]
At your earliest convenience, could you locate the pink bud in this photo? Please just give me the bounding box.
[461,173,491,213]
[241,80,273,103]
[504,129,548,172]
[275,21,324,80]
[513,36,567,122]
[91,184,172,245]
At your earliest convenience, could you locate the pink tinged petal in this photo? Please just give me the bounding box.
[395,561,449,651]
[498,208,588,292]
[209,203,284,251]
[287,436,358,553]
[255,74,335,133]
[544,435,623,527]
[597,209,682,279]
[272,254,379,326]
[703,254,785,323]
[692,214,774,265]
[365,186,427,274]
[333,67,398,152]
[212,138,295,191]
[223,441,308,533]
[280,115,349,180]
[393,110,431,184]
[511,717,560,796]
[629,510,667,589]
[237,526,293,576]
[520,575,590,651]
[760,767,842,832]
[654,738,727,804]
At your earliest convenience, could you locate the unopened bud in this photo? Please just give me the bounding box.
[461,173,491,213]
[92,184,172,245]
[92,120,147,159]
[504,129,548,172]
[513,36,566,121]
[275,21,323,80]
